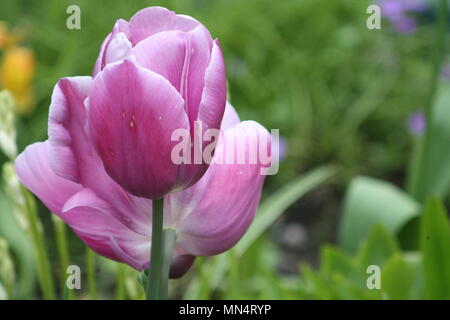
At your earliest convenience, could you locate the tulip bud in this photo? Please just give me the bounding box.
[88,7,226,199]
[0,47,35,115]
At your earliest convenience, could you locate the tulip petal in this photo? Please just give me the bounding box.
[182,26,214,125]
[165,121,272,256]
[88,59,189,199]
[196,39,226,131]
[14,142,153,272]
[14,141,82,214]
[131,30,187,92]
[61,188,150,268]
[169,253,196,278]
[48,76,152,234]
[132,25,213,127]
[62,189,136,238]
[172,40,227,190]
[63,190,195,273]
[128,7,200,45]
[48,76,92,182]
[221,102,240,131]
[93,19,130,76]
[103,32,132,67]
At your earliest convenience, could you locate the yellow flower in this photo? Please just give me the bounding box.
[0,47,35,115]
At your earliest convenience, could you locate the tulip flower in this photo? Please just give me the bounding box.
[14,7,270,299]
[88,6,227,199]
[15,97,271,277]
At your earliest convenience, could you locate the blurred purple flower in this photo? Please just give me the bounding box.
[377,0,428,34]
[441,64,450,81]
[407,110,426,135]
[274,135,288,162]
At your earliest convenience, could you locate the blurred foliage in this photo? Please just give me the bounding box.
[0,0,449,300]
[295,198,450,300]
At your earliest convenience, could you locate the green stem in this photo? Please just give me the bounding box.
[85,248,97,300]
[409,0,448,201]
[227,250,240,299]
[22,188,56,300]
[146,199,175,300]
[52,215,73,299]
[159,229,176,299]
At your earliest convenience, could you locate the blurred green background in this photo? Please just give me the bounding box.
[0,0,448,300]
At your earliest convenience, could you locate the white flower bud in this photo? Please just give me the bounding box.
[0,90,17,160]
[0,282,7,300]
[0,238,15,297]
[2,162,29,233]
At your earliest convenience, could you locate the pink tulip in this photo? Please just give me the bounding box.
[15,76,271,277]
[89,6,227,199]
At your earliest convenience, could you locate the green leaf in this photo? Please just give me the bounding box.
[382,253,419,300]
[320,245,366,290]
[408,83,450,202]
[299,264,333,300]
[356,224,399,268]
[420,198,450,299]
[321,245,356,277]
[339,176,419,253]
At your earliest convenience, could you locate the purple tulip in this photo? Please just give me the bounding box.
[15,97,270,277]
[88,7,227,199]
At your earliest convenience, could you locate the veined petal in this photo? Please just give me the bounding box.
[61,189,151,269]
[196,39,225,130]
[182,26,213,126]
[88,59,189,199]
[62,189,135,239]
[132,26,213,127]
[48,76,92,182]
[132,30,187,92]
[161,37,224,191]
[48,76,151,234]
[165,120,272,256]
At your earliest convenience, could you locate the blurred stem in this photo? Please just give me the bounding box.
[116,264,126,300]
[22,187,56,300]
[197,258,212,299]
[52,216,74,299]
[85,248,97,300]
[409,0,448,201]
[226,251,240,299]
[147,199,175,300]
